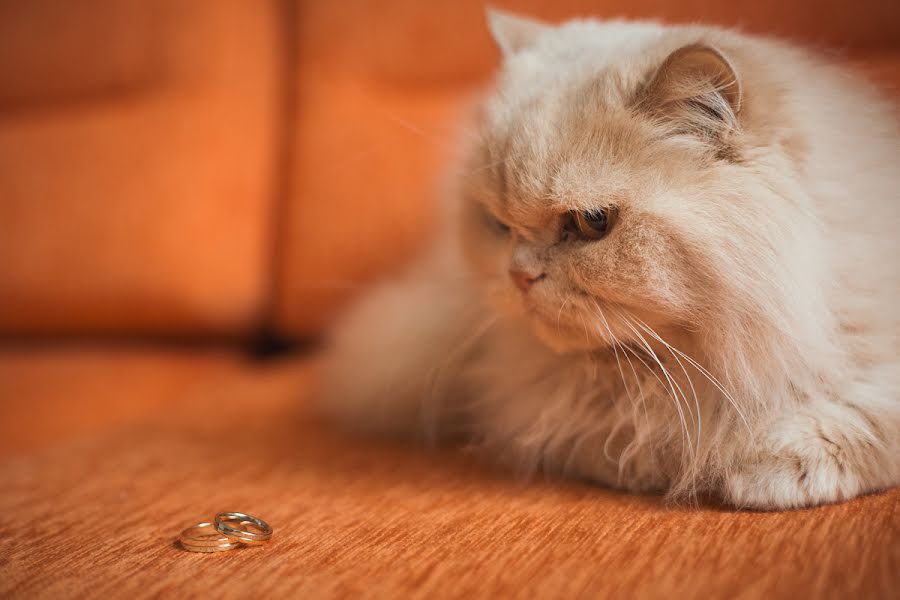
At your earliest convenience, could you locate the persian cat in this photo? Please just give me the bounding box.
[322,10,900,509]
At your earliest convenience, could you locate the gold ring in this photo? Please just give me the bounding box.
[214,512,273,545]
[179,522,241,553]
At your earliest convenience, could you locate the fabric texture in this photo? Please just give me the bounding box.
[0,349,896,599]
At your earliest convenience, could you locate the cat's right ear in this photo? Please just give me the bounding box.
[486,8,549,58]
[637,43,744,136]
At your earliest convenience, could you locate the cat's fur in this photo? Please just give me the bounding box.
[322,11,900,509]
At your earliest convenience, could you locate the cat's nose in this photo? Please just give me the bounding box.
[509,268,545,292]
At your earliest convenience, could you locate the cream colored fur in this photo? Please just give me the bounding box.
[322,11,900,509]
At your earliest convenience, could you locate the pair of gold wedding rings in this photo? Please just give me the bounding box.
[179,512,273,553]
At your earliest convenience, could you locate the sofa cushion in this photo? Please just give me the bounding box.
[0,1,281,336]
[0,348,896,597]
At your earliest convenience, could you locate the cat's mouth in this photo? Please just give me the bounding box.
[519,298,613,352]
[516,291,649,353]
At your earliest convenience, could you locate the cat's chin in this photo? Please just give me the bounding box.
[497,298,611,354]
[526,314,610,354]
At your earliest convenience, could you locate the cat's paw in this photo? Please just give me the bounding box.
[723,409,889,510]
[725,450,862,510]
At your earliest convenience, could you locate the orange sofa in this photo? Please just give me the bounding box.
[1,2,898,597]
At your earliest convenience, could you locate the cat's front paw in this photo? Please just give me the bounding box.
[723,409,891,510]
[725,451,860,510]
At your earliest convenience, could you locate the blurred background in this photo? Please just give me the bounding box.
[1,0,899,459]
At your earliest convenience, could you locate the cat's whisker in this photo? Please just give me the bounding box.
[616,341,650,432]
[619,314,703,489]
[595,302,691,462]
[294,283,367,289]
[617,341,673,414]
[381,111,461,154]
[591,300,638,409]
[599,316,651,436]
[617,315,696,462]
[292,276,492,290]
[609,337,652,486]
[556,294,572,337]
[628,315,752,436]
[575,312,598,381]
[618,312,702,463]
[461,156,516,178]
[590,301,649,478]
[616,338,698,474]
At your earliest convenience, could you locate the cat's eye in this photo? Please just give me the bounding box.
[564,207,616,240]
[482,207,510,235]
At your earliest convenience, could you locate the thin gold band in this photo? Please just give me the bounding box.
[214,512,273,545]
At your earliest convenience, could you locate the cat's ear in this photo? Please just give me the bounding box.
[486,8,549,57]
[638,43,743,134]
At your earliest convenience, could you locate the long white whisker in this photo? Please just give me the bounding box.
[463,155,515,177]
[618,312,702,455]
[617,315,695,462]
[575,312,598,381]
[556,294,572,336]
[628,315,752,435]
[592,301,636,407]
[590,302,640,472]
[382,112,458,153]
[616,340,649,429]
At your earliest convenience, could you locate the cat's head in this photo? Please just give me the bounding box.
[458,11,804,354]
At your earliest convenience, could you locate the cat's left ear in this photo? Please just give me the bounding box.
[638,43,744,134]
[486,8,550,57]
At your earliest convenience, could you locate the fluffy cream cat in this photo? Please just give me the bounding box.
[322,10,900,509]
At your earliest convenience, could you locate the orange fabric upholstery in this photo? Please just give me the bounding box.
[275,0,900,336]
[0,349,896,597]
[0,0,282,336]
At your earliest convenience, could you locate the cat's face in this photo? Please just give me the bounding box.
[459,14,754,353]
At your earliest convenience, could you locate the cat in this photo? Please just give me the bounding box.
[321,10,900,509]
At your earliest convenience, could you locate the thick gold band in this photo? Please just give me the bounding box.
[179,522,241,553]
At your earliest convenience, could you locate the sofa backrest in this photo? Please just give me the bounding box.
[2,1,897,339]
